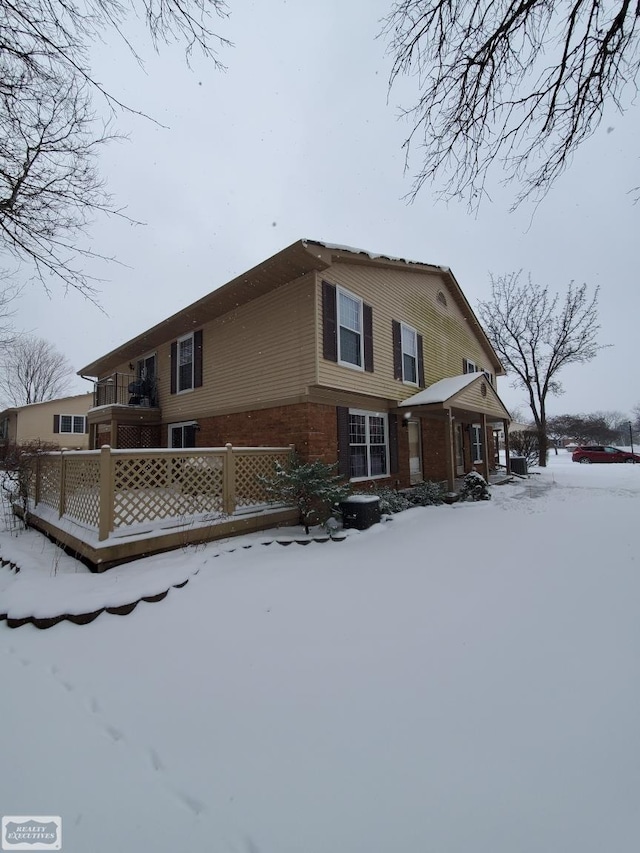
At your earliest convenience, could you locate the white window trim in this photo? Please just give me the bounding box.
[59,414,86,434]
[169,421,199,448]
[176,333,194,393]
[471,424,483,463]
[348,408,389,482]
[337,285,364,371]
[465,359,477,374]
[401,322,419,386]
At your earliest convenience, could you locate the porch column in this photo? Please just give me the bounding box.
[503,419,511,474]
[481,413,489,482]
[445,409,456,492]
[110,419,118,449]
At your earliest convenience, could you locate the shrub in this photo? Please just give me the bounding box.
[407,480,447,507]
[458,471,491,501]
[258,454,350,533]
[370,486,412,514]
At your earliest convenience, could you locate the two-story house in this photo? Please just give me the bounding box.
[78,240,511,491]
[0,393,93,453]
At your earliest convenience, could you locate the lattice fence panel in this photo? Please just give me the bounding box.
[63,457,100,527]
[235,451,291,507]
[113,454,224,527]
[38,456,62,511]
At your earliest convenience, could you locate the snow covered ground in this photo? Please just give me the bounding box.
[1,452,639,853]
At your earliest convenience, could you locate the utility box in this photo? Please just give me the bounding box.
[510,457,528,476]
[340,495,381,530]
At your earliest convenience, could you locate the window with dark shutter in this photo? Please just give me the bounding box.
[322,281,338,362]
[170,342,177,394]
[417,334,425,387]
[388,414,399,474]
[336,406,350,478]
[392,320,402,380]
[363,304,374,372]
[194,329,203,388]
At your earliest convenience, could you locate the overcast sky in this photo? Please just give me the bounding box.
[6,0,640,420]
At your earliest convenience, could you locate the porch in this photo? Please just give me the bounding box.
[21,444,298,570]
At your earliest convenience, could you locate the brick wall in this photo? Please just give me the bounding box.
[194,403,338,464]
[421,418,450,482]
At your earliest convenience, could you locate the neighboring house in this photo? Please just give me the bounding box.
[0,393,93,451]
[78,240,512,490]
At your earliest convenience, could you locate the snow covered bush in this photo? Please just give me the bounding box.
[407,480,446,507]
[369,486,412,515]
[258,455,350,534]
[458,471,491,502]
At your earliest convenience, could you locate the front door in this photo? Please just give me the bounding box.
[455,423,465,476]
[407,420,423,484]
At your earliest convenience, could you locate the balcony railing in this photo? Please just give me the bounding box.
[94,373,159,408]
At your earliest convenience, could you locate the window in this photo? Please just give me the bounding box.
[471,424,483,462]
[59,415,86,434]
[348,410,388,479]
[483,369,494,385]
[464,359,477,374]
[338,287,363,368]
[401,323,418,384]
[177,334,194,392]
[169,422,198,448]
[170,330,203,395]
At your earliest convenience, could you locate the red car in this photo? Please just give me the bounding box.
[572,445,640,464]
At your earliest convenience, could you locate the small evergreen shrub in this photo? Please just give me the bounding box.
[258,454,350,533]
[370,486,412,515]
[458,471,491,501]
[407,480,447,507]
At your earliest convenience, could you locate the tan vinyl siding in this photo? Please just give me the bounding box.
[454,381,509,419]
[12,394,93,447]
[103,274,318,422]
[317,263,499,400]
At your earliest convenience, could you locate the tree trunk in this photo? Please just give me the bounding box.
[537,428,548,467]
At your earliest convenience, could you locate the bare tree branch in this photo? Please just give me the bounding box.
[476,271,607,464]
[0,0,230,298]
[0,334,73,405]
[383,0,640,208]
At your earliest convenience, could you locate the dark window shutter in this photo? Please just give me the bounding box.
[337,406,350,478]
[194,329,203,388]
[417,334,425,387]
[392,320,402,380]
[322,280,338,362]
[85,417,89,434]
[388,414,399,475]
[170,341,177,394]
[462,358,468,374]
[363,303,373,372]
[53,415,60,434]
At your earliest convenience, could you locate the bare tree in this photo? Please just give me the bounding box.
[477,273,605,466]
[0,336,73,405]
[382,0,640,208]
[0,0,230,298]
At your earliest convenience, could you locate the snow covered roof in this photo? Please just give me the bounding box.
[400,374,479,406]
[303,239,446,272]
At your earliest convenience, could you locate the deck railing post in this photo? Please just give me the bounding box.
[34,451,41,506]
[58,449,66,518]
[223,443,236,515]
[99,444,115,541]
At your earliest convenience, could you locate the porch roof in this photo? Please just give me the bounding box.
[399,373,511,422]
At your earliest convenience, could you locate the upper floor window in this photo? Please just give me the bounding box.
[322,280,373,372]
[401,323,418,384]
[338,287,363,368]
[58,415,86,434]
[170,329,203,395]
[464,358,477,374]
[177,334,194,392]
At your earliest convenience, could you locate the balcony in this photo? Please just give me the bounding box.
[94,373,158,409]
